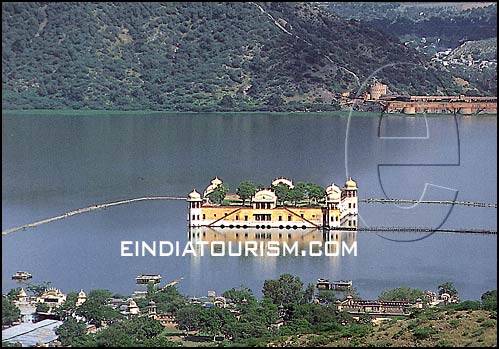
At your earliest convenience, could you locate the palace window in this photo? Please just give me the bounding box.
[278,216,282,221]
[202,214,206,219]
[288,215,292,221]
[244,215,248,221]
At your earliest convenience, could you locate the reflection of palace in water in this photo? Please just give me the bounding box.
[188,226,357,256]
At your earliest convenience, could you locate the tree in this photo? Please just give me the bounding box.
[2,296,20,325]
[288,303,344,325]
[147,281,156,297]
[227,301,274,340]
[35,302,50,313]
[55,291,79,320]
[55,318,87,346]
[148,285,187,314]
[88,289,113,305]
[207,183,229,205]
[481,290,497,302]
[481,289,497,311]
[317,290,337,303]
[438,282,458,297]
[307,183,325,204]
[379,287,427,303]
[75,298,122,325]
[262,274,312,305]
[26,282,52,297]
[272,184,291,206]
[303,283,315,304]
[176,304,203,331]
[289,187,305,206]
[6,288,21,302]
[222,286,256,305]
[218,95,236,109]
[236,181,256,205]
[94,316,163,347]
[266,93,284,106]
[199,306,237,340]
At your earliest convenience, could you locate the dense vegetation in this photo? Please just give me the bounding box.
[3,2,465,111]
[2,296,20,326]
[2,276,497,347]
[326,2,497,49]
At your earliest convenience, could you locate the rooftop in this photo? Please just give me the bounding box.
[2,319,63,347]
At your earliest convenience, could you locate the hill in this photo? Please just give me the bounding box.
[448,37,497,61]
[325,2,497,50]
[270,308,497,347]
[2,2,466,111]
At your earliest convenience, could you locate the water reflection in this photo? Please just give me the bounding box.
[188,226,357,257]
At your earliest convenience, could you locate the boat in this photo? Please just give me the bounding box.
[11,271,32,280]
[316,278,352,291]
[135,274,162,285]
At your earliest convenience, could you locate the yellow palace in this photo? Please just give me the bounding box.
[187,177,358,230]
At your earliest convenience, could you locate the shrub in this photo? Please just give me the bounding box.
[309,335,330,346]
[407,320,420,330]
[435,339,454,347]
[471,328,485,337]
[368,339,393,347]
[412,326,436,340]
[480,320,496,328]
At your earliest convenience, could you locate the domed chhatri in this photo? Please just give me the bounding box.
[188,176,358,229]
[203,177,224,197]
[344,177,357,189]
[188,189,202,201]
[211,177,223,185]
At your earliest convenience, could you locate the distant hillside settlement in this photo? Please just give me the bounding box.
[341,82,497,115]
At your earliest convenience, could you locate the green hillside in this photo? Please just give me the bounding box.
[325,2,497,49]
[2,2,465,111]
[449,38,497,61]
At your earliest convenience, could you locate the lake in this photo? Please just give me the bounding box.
[2,112,497,300]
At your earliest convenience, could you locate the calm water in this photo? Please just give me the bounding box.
[2,112,497,300]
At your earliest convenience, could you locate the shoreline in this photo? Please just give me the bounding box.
[2,109,497,118]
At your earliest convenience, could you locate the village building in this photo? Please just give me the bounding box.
[36,288,66,308]
[76,289,87,307]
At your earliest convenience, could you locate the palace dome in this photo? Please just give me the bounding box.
[326,183,341,200]
[188,189,201,200]
[344,177,357,189]
[211,177,223,185]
